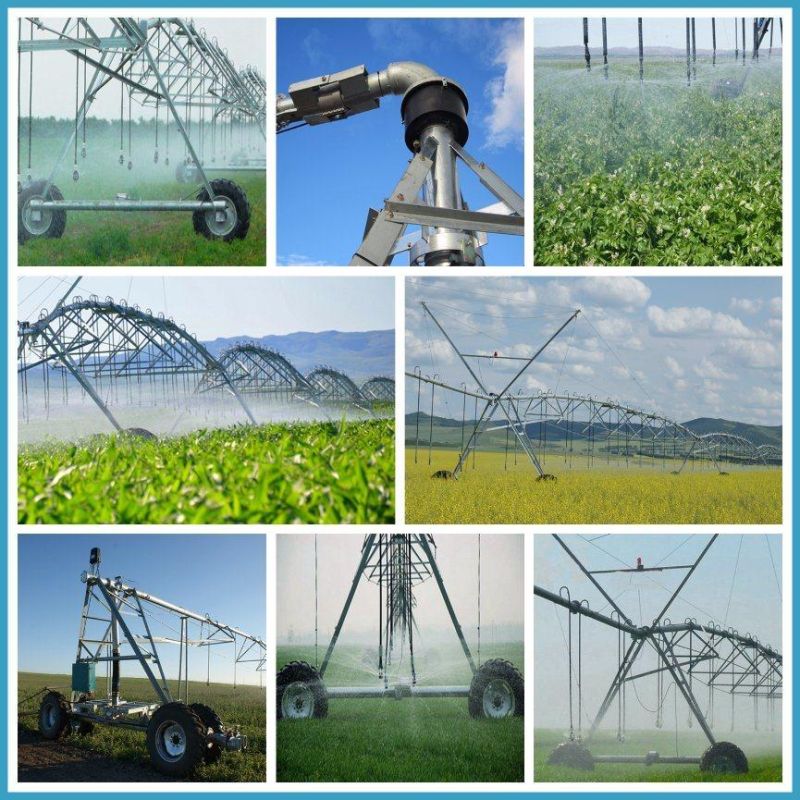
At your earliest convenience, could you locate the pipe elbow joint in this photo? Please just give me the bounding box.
[378,61,441,97]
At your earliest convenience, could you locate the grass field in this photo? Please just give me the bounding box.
[18,672,266,782]
[534,729,781,783]
[534,58,782,266]
[405,448,781,524]
[277,643,524,783]
[18,127,265,266]
[18,418,395,524]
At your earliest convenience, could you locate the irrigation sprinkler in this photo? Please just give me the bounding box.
[33,547,265,777]
[277,534,524,720]
[535,534,782,775]
[277,61,523,265]
[17,18,265,244]
[406,301,781,480]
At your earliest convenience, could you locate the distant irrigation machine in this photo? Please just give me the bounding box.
[17,282,393,438]
[33,548,265,777]
[535,534,782,775]
[17,17,266,244]
[277,534,524,720]
[407,301,781,481]
[278,61,523,265]
[578,16,781,83]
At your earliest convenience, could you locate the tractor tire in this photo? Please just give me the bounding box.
[547,740,595,771]
[468,658,524,719]
[700,741,749,774]
[38,691,70,740]
[19,180,67,245]
[276,661,328,720]
[190,703,224,764]
[146,702,206,777]
[192,178,250,242]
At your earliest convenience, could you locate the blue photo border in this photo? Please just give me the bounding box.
[1,2,795,797]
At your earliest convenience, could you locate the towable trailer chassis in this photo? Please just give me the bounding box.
[36,548,265,777]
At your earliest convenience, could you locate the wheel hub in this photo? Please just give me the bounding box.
[22,196,53,236]
[282,682,315,719]
[483,678,514,718]
[204,195,237,237]
[156,721,187,760]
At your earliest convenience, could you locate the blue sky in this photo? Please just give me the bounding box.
[18,276,395,340]
[277,18,524,266]
[19,535,266,685]
[534,533,782,729]
[406,276,782,425]
[535,17,777,51]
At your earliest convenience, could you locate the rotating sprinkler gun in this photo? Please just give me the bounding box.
[277,62,524,266]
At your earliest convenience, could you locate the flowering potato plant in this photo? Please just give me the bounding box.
[534,61,782,266]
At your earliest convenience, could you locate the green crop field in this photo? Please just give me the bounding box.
[18,418,395,524]
[534,58,782,266]
[18,123,265,266]
[534,729,781,783]
[277,643,524,783]
[405,448,781,524]
[18,672,265,782]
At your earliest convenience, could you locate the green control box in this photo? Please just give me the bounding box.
[71,662,96,693]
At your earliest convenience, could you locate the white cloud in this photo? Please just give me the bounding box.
[664,356,684,378]
[484,23,524,149]
[692,357,733,381]
[405,330,454,367]
[769,296,782,315]
[729,297,762,315]
[647,305,756,339]
[277,254,331,266]
[719,339,781,370]
[579,277,651,309]
[749,387,782,407]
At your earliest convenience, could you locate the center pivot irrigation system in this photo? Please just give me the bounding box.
[17,17,266,244]
[277,61,523,265]
[33,547,265,777]
[406,301,781,480]
[277,534,524,720]
[18,279,393,437]
[579,16,781,84]
[535,534,782,775]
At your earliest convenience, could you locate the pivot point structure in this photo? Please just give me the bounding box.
[276,534,523,720]
[36,547,265,777]
[277,62,523,266]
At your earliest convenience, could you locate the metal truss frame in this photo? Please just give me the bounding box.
[319,534,476,700]
[17,17,265,221]
[17,294,257,431]
[534,534,782,765]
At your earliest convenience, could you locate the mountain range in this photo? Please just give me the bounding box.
[203,329,394,383]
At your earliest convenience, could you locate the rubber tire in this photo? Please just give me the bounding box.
[19,180,67,245]
[547,740,595,771]
[190,703,224,764]
[700,741,749,774]
[468,658,524,719]
[276,661,328,720]
[146,702,206,778]
[38,691,70,740]
[192,178,250,242]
